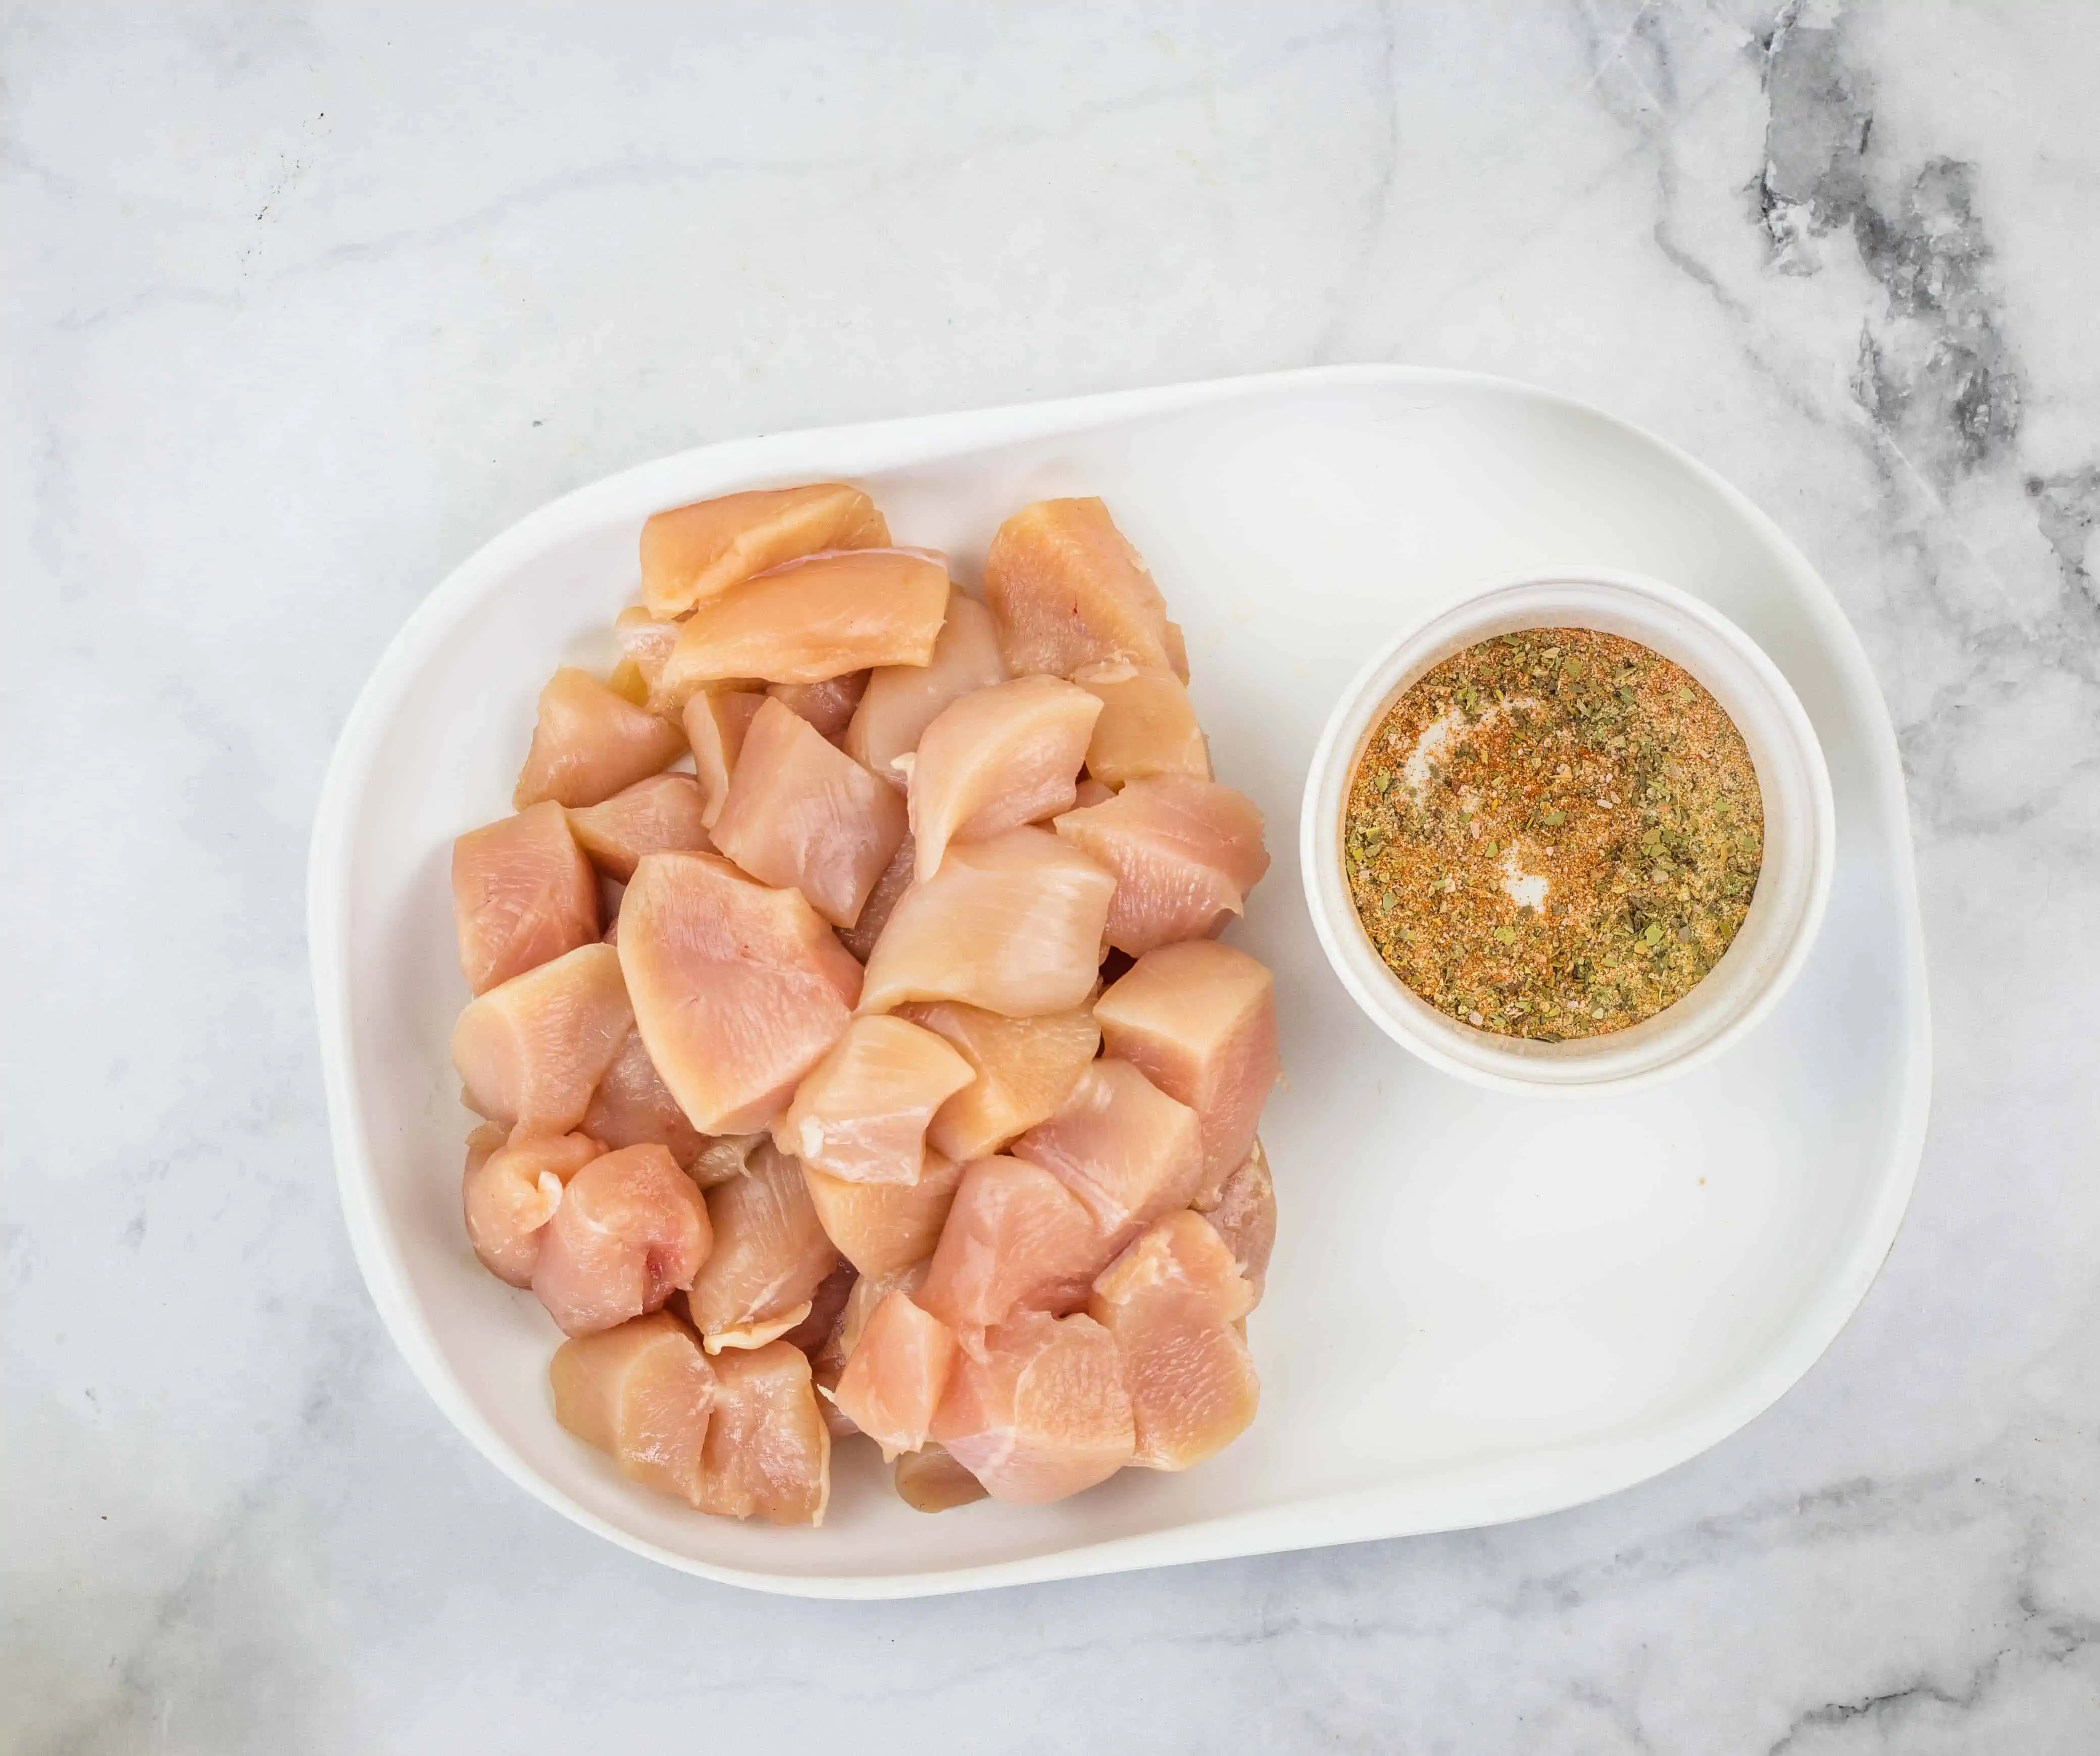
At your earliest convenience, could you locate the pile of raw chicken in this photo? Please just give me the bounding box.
[449,485,1278,1526]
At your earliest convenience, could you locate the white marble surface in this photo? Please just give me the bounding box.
[5,1,2098,1748]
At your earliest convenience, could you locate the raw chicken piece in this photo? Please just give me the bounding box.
[804,1150,964,1278]
[1163,620,1190,683]
[775,1016,973,1185]
[835,1259,931,1361]
[843,592,1008,787]
[909,677,1103,880]
[687,1132,766,1189]
[464,1130,602,1286]
[451,942,634,1138]
[768,671,868,739]
[930,1309,1134,1503]
[453,801,599,995]
[836,833,914,963]
[687,1141,840,1351]
[1013,1060,1203,1245]
[983,498,1173,677]
[1093,941,1277,1201]
[531,1144,712,1337]
[1087,1210,1258,1470]
[660,548,950,691]
[681,688,766,829]
[641,483,889,618]
[617,851,862,1134]
[711,699,908,930]
[1073,777,1115,809]
[613,607,686,715]
[1194,1138,1276,1304]
[858,828,1115,1018]
[1072,663,1211,788]
[918,1157,1108,1348]
[892,1443,989,1513]
[831,1291,958,1460]
[808,1261,929,1437]
[551,1312,718,1506]
[899,1001,1101,1163]
[694,1339,831,1524]
[782,1260,858,1355]
[513,667,687,810]
[564,773,713,881]
[581,1028,705,1167]
[1053,774,1270,956]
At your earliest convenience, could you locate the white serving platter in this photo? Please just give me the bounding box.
[309,366,1931,1598]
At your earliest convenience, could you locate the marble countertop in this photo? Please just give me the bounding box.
[7,3,2098,1749]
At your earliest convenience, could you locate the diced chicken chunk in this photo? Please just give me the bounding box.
[1088,1210,1258,1470]
[564,773,713,881]
[513,667,687,810]
[660,548,950,691]
[918,1157,1108,1349]
[859,828,1115,1018]
[463,1130,602,1287]
[930,1309,1134,1503]
[641,483,889,618]
[835,832,914,963]
[834,1259,930,1362]
[776,1016,973,1185]
[768,670,868,740]
[686,1141,840,1352]
[551,1311,719,1506]
[899,1001,1101,1163]
[618,851,862,1134]
[803,1150,964,1278]
[844,592,1008,787]
[909,677,1102,880]
[451,942,634,1138]
[1094,941,1277,1201]
[681,687,766,830]
[711,698,908,930]
[1072,662,1211,788]
[1073,777,1115,809]
[453,801,599,995]
[831,1291,958,1460]
[892,1443,989,1513]
[1013,1060,1203,1249]
[581,1028,705,1167]
[984,497,1174,677]
[1054,774,1270,956]
[1195,1137,1276,1305]
[694,1339,831,1525]
[531,1144,713,1336]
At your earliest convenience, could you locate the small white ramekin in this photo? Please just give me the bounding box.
[1300,569,1835,1095]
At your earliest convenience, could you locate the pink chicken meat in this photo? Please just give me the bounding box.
[907,676,1102,880]
[1053,773,1270,956]
[775,1015,974,1185]
[617,851,862,1134]
[930,1309,1135,1503]
[1088,1209,1259,1470]
[453,801,599,996]
[858,827,1114,1018]
[711,698,908,930]
[451,941,634,1138]
[530,1144,713,1337]
[1093,940,1277,1201]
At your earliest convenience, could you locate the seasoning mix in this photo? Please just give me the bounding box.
[1342,627,1764,1040]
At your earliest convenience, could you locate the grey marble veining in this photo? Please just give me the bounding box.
[4,2,2097,1750]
